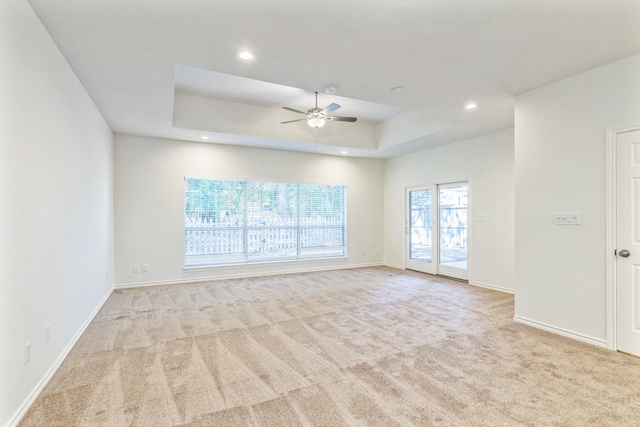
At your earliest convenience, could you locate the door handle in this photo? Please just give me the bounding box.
[619,249,631,258]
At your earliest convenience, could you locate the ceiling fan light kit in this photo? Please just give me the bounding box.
[281,91,357,129]
[308,117,326,128]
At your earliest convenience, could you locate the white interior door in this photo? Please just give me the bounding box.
[616,129,640,357]
[406,182,469,280]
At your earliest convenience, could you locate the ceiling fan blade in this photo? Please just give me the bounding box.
[281,119,307,124]
[282,106,307,115]
[321,103,341,115]
[326,116,357,122]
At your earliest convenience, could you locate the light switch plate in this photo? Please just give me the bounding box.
[555,212,580,225]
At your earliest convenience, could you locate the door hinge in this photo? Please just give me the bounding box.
[614,249,617,256]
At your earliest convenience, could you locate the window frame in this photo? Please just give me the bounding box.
[184,177,347,268]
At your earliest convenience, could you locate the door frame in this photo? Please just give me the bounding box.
[404,179,471,280]
[605,125,640,351]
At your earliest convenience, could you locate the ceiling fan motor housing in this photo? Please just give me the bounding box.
[308,107,324,119]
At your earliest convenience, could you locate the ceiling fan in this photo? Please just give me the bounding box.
[281,92,357,128]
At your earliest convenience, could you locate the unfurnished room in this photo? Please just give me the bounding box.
[2,1,640,426]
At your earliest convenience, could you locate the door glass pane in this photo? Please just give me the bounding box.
[439,185,467,269]
[409,189,432,263]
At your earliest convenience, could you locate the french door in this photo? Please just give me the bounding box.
[406,185,437,274]
[406,182,468,280]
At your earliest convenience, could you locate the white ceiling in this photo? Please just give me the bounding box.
[27,0,640,158]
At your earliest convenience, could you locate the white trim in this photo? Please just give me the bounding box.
[467,178,473,283]
[606,128,617,351]
[468,280,514,295]
[183,255,349,273]
[513,315,608,349]
[384,266,512,295]
[115,262,383,289]
[183,174,348,187]
[384,262,405,270]
[8,287,114,427]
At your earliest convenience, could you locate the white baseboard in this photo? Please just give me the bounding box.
[468,280,514,294]
[383,266,514,295]
[7,287,114,427]
[513,315,608,348]
[383,262,405,270]
[115,262,384,289]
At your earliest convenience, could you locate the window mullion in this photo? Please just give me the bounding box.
[243,180,248,262]
[296,183,301,259]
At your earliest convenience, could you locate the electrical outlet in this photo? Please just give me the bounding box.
[45,324,50,343]
[133,264,140,273]
[24,342,31,365]
[361,249,366,255]
[142,264,149,272]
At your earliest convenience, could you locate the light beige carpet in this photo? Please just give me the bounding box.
[19,267,640,426]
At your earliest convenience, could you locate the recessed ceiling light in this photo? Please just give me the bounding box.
[324,86,337,94]
[465,103,478,109]
[200,135,210,140]
[237,51,255,60]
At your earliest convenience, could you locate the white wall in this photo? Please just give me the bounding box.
[0,1,114,426]
[114,135,384,286]
[384,128,515,292]
[514,53,640,344]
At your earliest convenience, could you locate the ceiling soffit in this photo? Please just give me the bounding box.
[173,65,465,153]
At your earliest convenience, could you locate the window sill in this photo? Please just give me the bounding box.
[183,255,349,273]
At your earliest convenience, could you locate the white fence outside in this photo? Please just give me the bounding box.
[185,215,345,266]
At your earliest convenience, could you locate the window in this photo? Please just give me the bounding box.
[184,178,347,267]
